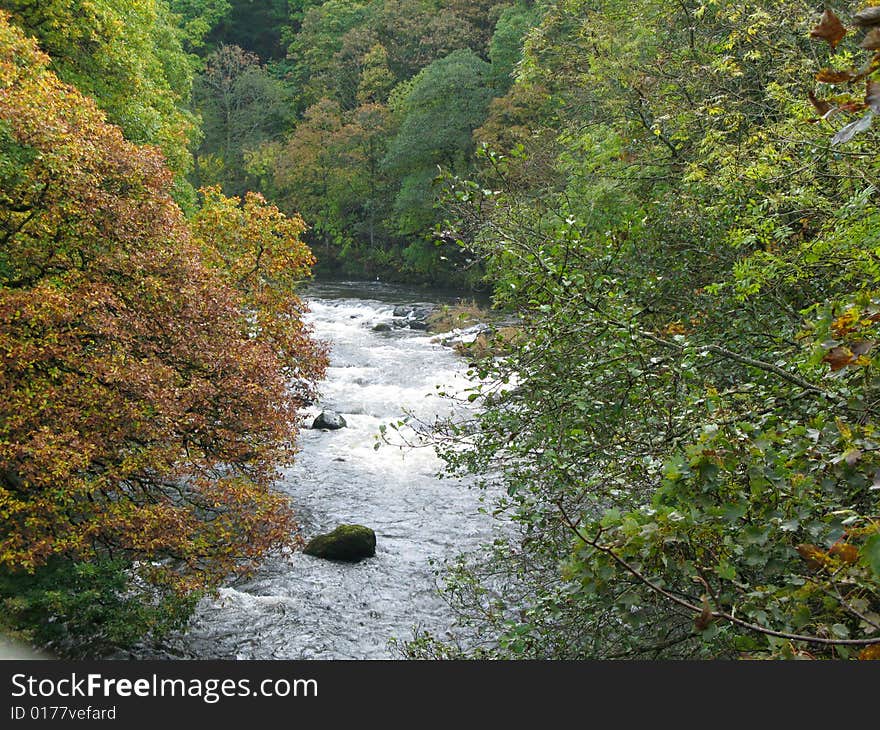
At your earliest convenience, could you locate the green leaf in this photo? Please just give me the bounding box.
[715,560,737,581]
[600,508,621,527]
[861,533,880,577]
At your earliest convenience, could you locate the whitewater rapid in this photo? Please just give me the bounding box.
[140,281,494,659]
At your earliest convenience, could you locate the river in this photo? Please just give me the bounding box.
[139,281,495,659]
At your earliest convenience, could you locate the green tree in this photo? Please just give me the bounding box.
[384,49,494,237]
[373,0,482,79]
[168,0,231,51]
[192,43,294,195]
[401,0,880,660]
[268,0,535,283]
[488,1,540,91]
[287,0,369,110]
[0,0,197,196]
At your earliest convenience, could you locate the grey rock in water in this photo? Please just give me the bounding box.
[303,524,377,562]
[432,322,492,347]
[312,410,347,430]
[397,305,433,326]
[372,322,392,332]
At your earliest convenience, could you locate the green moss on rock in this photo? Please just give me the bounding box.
[303,524,376,562]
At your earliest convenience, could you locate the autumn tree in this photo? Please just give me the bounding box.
[272,98,351,258]
[0,14,325,655]
[0,0,198,201]
[269,98,395,274]
[191,186,320,384]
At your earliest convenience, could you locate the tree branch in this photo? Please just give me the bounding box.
[557,505,880,648]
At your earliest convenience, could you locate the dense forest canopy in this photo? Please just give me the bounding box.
[190,0,541,284]
[0,5,326,654]
[1,0,879,659]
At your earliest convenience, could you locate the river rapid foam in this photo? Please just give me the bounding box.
[138,281,494,659]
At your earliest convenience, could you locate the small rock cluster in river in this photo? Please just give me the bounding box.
[431,322,493,349]
[303,524,377,562]
[311,410,347,429]
[371,305,434,333]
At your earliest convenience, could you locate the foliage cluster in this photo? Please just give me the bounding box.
[401,0,880,659]
[0,12,325,654]
[187,0,542,285]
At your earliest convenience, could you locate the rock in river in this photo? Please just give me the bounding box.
[312,410,347,430]
[303,524,377,562]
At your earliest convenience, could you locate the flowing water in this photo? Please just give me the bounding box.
[141,281,494,659]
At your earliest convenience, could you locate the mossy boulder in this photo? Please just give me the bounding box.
[303,524,376,562]
[312,410,347,429]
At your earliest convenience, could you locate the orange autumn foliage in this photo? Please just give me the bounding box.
[0,13,326,591]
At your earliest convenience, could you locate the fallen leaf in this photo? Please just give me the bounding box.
[838,101,868,113]
[811,9,847,48]
[823,345,855,370]
[861,27,880,49]
[854,6,880,28]
[694,595,713,631]
[797,543,828,571]
[809,90,832,115]
[829,542,860,563]
[816,68,856,83]
[832,311,859,336]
